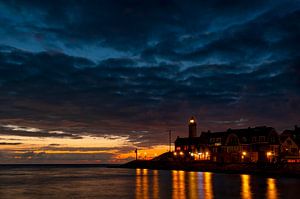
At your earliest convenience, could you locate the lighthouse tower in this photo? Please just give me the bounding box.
[188,116,197,138]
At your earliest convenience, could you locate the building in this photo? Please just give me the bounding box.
[280,126,300,163]
[174,117,210,160]
[174,117,281,163]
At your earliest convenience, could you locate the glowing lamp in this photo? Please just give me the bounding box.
[242,151,247,156]
[173,152,177,156]
[190,119,195,123]
[179,151,184,156]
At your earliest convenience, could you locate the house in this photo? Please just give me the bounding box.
[280,126,300,163]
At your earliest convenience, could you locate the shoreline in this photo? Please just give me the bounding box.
[118,160,300,178]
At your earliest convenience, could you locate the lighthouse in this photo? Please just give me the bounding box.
[188,116,197,138]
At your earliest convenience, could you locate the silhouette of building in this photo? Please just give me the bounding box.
[174,117,289,163]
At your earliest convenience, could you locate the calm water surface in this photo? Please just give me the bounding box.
[0,166,299,199]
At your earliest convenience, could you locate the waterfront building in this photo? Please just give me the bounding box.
[280,126,300,163]
[174,117,282,163]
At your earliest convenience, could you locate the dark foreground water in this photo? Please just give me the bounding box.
[0,166,300,199]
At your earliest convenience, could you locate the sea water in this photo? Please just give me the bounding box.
[0,165,299,199]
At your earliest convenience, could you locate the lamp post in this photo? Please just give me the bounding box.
[167,130,172,152]
[135,148,138,160]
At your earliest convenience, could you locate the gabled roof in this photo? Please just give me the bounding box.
[281,126,300,146]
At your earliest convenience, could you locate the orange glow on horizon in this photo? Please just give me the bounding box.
[0,132,169,163]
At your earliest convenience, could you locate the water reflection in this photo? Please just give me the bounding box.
[135,169,282,199]
[267,178,278,199]
[0,167,296,199]
[241,174,252,199]
[188,172,198,199]
[153,170,159,199]
[172,170,186,199]
[203,172,214,199]
[135,168,149,199]
[171,171,214,199]
[136,169,160,199]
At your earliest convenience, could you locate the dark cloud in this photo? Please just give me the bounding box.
[0,0,290,51]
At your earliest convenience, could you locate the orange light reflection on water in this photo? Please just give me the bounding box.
[172,170,186,199]
[267,178,278,199]
[241,174,252,199]
[153,170,159,199]
[203,172,214,199]
[135,169,228,199]
[135,169,151,199]
[188,172,198,199]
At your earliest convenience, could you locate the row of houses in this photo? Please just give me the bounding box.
[174,117,300,163]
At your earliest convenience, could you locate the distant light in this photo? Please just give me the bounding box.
[190,119,195,123]
[173,152,177,156]
[266,152,272,156]
[180,151,184,156]
[191,153,194,157]
[242,151,247,156]
[206,152,209,155]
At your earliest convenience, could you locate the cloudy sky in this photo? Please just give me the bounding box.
[0,0,299,163]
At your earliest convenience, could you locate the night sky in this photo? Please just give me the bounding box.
[0,0,299,163]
